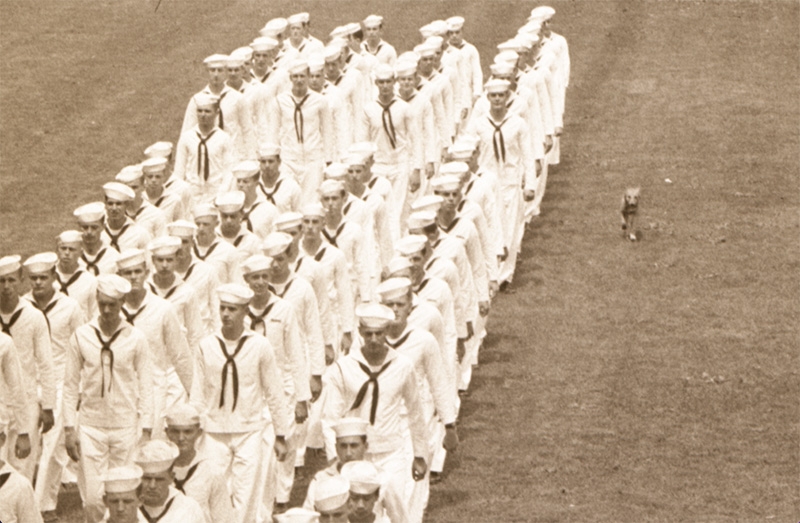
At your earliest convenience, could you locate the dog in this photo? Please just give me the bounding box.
[620,187,640,241]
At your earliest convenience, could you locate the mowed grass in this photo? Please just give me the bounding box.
[1,1,798,522]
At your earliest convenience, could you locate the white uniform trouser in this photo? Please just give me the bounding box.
[151,367,186,440]
[497,182,524,283]
[547,135,560,165]
[35,383,67,512]
[527,158,547,220]
[263,394,297,506]
[260,419,277,521]
[206,430,265,523]
[77,424,139,523]
[6,401,42,481]
[374,160,409,243]
[367,445,413,522]
[283,158,324,207]
[408,413,442,523]
[458,311,486,392]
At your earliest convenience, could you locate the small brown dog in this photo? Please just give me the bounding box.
[620,187,640,241]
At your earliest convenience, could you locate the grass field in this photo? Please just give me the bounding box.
[1,0,798,521]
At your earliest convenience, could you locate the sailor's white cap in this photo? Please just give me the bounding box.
[319,179,346,196]
[116,249,147,271]
[314,475,350,512]
[164,402,202,427]
[274,212,304,231]
[410,194,444,213]
[387,256,413,275]
[362,15,384,28]
[340,460,382,495]
[323,163,348,181]
[407,210,437,230]
[258,142,281,159]
[144,141,173,159]
[115,164,144,183]
[103,182,135,202]
[394,234,428,256]
[262,232,293,257]
[133,439,180,474]
[214,191,246,214]
[203,53,228,68]
[438,161,470,178]
[446,16,465,31]
[485,78,512,94]
[377,277,412,302]
[23,252,58,274]
[217,283,254,305]
[141,157,168,174]
[332,417,370,438]
[232,160,261,180]
[103,465,143,493]
[241,254,273,275]
[250,37,279,52]
[167,220,197,239]
[57,230,84,245]
[355,302,395,329]
[430,174,462,193]
[148,236,181,257]
[96,274,131,299]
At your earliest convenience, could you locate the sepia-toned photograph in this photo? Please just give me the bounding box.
[0,1,797,521]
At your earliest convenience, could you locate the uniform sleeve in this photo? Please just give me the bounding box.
[400,363,428,459]
[373,199,395,273]
[468,45,483,100]
[236,95,257,159]
[70,300,87,331]
[470,205,499,283]
[443,263,469,339]
[62,332,81,428]
[332,253,355,335]
[320,97,335,163]
[421,100,438,165]
[181,97,199,136]
[330,97,352,160]
[355,104,371,143]
[171,133,190,183]
[440,78,455,141]
[302,286,326,376]
[462,222,490,302]
[430,88,449,153]
[283,307,311,402]
[183,289,204,357]
[302,477,317,511]
[259,340,290,436]
[33,311,57,410]
[189,341,208,416]
[321,363,347,459]
[2,340,32,433]
[420,332,455,425]
[405,104,424,171]
[134,333,155,430]
[309,265,336,347]
[162,305,194,395]
[519,121,538,193]
[535,73,555,135]
[252,84,270,146]
[265,97,281,151]
[350,225,374,304]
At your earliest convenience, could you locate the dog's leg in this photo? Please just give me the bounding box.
[628,215,636,241]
